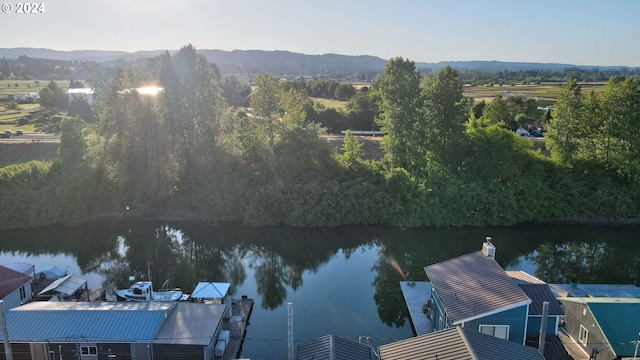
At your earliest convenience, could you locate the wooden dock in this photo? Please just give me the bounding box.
[220,297,254,360]
[399,281,434,336]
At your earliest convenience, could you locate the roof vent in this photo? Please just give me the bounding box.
[482,236,496,258]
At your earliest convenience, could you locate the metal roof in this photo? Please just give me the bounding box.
[0,265,32,299]
[38,274,87,296]
[297,334,373,360]
[379,327,545,360]
[424,251,531,324]
[4,301,175,342]
[463,328,545,360]
[505,271,546,285]
[548,283,640,298]
[517,284,564,316]
[559,297,640,357]
[154,302,226,346]
[190,282,231,299]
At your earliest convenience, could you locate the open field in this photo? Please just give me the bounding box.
[0,80,71,97]
[0,142,58,168]
[312,97,348,110]
[463,81,606,103]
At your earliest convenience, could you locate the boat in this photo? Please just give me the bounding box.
[114,278,183,302]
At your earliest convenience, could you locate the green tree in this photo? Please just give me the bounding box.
[376,57,426,175]
[482,95,512,129]
[250,73,282,150]
[38,80,67,109]
[422,66,467,168]
[546,79,583,164]
[158,44,224,179]
[68,94,95,122]
[345,90,380,131]
[597,76,640,179]
[334,83,356,101]
[338,130,364,168]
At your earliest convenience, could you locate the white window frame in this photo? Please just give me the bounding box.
[80,345,98,358]
[579,324,588,346]
[479,324,510,340]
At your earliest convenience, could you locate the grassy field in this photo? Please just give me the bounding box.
[463,81,606,103]
[0,143,58,168]
[0,80,71,97]
[312,97,348,110]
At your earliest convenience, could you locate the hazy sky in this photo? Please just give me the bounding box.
[2,0,639,66]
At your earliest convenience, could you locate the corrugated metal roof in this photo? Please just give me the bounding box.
[379,327,545,360]
[154,302,225,346]
[5,301,175,342]
[463,327,545,360]
[506,271,546,285]
[424,251,530,324]
[379,327,475,360]
[38,274,87,296]
[518,284,564,316]
[549,283,640,298]
[0,265,32,299]
[560,297,640,357]
[297,334,373,360]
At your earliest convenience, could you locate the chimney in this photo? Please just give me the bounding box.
[482,236,496,259]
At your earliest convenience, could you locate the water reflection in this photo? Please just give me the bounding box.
[1,221,639,353]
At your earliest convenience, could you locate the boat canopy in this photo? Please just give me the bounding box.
[38,274,87,296]
[190,282,231,299]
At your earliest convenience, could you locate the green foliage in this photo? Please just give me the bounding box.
[376,57,426,175]
[337,130,364,168]
[38,80,67,109]
[67,94,95,122]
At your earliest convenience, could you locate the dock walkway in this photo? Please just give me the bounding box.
[220,297,254,360]
[399,281,434,336]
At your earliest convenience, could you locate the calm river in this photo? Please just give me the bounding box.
[1,221,639,359]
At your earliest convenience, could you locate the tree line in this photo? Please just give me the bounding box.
[1,46,639,230]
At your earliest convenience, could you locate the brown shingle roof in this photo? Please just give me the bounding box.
[0,265,32,299]
[424,251,530,324]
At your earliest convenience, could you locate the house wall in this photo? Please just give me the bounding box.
[431,290,454,331]
[0,343,30,360]
[526,315,559,336]
[152,344,206,360]
[462,305,529,344]
[561,302,613,360]
[1,282,32,312]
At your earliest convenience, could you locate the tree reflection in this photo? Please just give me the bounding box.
[530,239,640,284]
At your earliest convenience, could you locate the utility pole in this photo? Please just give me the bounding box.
[287,303,293,360]
[0,301,13,360]
[538,302,549,355]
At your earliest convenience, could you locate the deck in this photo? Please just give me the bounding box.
[399,281,434,336]
[220,297,254,360]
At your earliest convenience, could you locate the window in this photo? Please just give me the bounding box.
[19,286,26,300]
[80,346,97,355]
[479,325,509,340]
[579,325,588,346]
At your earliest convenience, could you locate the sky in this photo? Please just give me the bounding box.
[1,0,640,67]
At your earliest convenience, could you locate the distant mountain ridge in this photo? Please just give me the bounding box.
[0,47,636,75]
